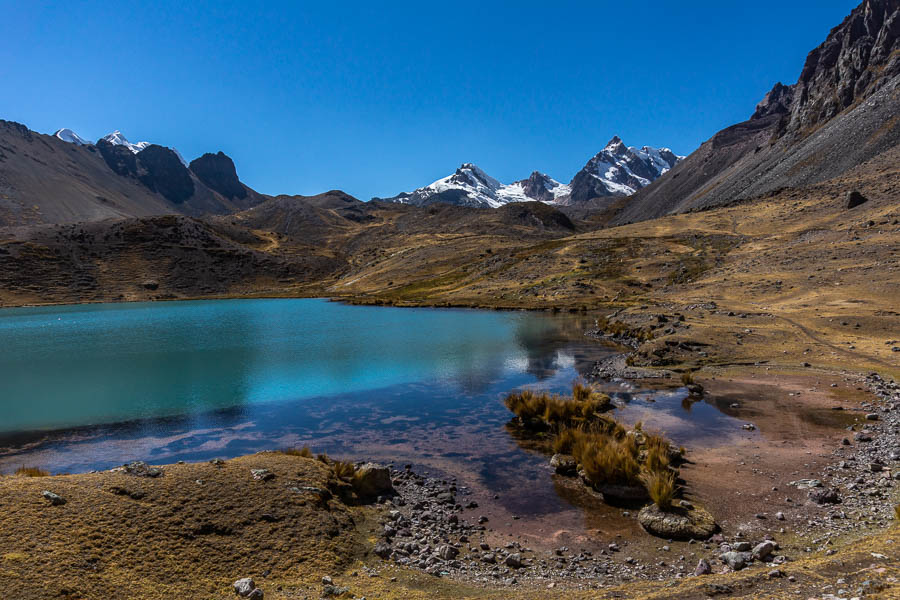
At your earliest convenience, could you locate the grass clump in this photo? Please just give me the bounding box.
[331,461,357,480]
[278,446,313,458]
[640,470,677,510]
[15,467,49,477]
[505,385,683,508]
[680,371,695,386]
[504,383,612,430]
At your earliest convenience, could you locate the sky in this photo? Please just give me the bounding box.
[3,0,860,200]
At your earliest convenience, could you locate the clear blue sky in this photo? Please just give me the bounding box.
[3,0,859,199]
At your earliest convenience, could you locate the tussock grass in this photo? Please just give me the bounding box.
[504,383,612,429]
[640,469,677,510]
[506,384,682,506]
[331,461,357,480]
[277,447,357,482]
[14,467,49,477]
[680,371,695,385]
[278,446,312,458]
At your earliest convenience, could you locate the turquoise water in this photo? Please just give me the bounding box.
[0,299,596,434]
[0,299,761,530]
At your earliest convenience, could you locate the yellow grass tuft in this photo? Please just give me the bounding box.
[640,469,677,511]
[14,467,49,477]
[279,446,313,458]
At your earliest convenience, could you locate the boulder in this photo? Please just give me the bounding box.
[550,453,577,475]
[504,553,524,568]
[846,190,869,209]
[808,487,841,504]
[753,541,776,561]
[373,540,392,559]
[638,503,718,540]
[233,578,260,598]
[694,558,711,575]
[721,551,752,571]
[352,463,394,498]
[436,544,459,560]
[124,461,162,478]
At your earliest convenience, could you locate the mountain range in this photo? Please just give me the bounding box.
[372,137,682,208]
[0,0,897,299]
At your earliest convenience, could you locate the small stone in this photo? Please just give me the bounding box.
[775,512,785,521]
[250,469,274,481]
[41,490,66,506]
[865,413,879,421]
[124,461,162,478]
[233,578,257,597]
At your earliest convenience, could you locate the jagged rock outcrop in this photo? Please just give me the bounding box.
[189,151,248,200]
[135,145,195,204]
[613,0,900,225]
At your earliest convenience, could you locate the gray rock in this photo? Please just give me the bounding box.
[733,541,751,552]
[808,487,841,505]
[353,463,394,498]
[694,558,711,575]
[504,553,524,568]
[374,540,392,559]
[721,551,752,571]
[233,578,257,597]
[250,469,274,481]
[124,461,162,478]
[436,544,458,560]
[41,490,66,506]
[753,541,776,561]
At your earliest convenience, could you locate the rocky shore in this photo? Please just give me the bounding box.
[368,371,899,592]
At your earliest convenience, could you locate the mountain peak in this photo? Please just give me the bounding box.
[566,137,684,204]
[101,130,151,154]
[53,128,89,145]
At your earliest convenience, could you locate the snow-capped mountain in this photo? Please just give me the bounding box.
[100,130,187,166]
[102,130,152,154]
[566,137,683,205]
[373,163,570,208]
[53,128,90,145]
[374,164,571,208]
[374,136,681,208]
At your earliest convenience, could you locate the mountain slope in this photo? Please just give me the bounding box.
[615,0,900,224]
[0,120,265,226]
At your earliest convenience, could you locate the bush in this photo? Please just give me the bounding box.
[640,470,677,510]
[15,467,49,477]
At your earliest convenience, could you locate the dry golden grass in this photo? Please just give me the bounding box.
[13,467,49,477]
[0,453,365,600]
[639,470,677,510]
[504,383,611,429]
